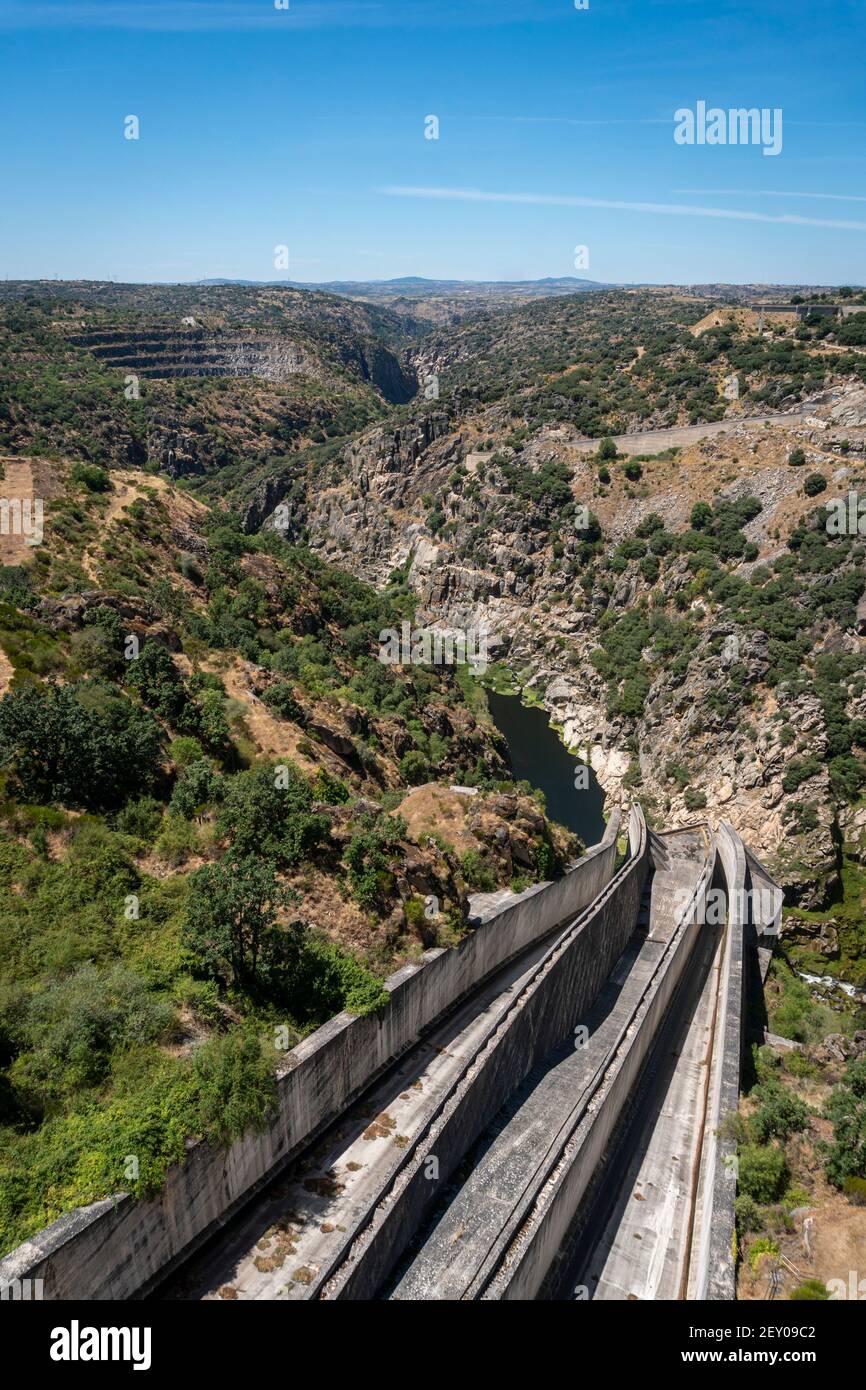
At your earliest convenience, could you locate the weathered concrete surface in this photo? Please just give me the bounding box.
[689,822,747,1301]
[744,843,784,983]
[391,826,715,1301]
[574,899,723,1300]
[164,930,560,1300]
[480,827,717,1301]
[0,815,619,1301]
[321,808,650,1300]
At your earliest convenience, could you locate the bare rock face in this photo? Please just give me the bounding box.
[254,407,862,911]
[810,1031,866,1066]
[242,473,293,535]
[782,914,841,958]
[812,385,866,428]
[838,802,866,864]
[37,590,180,650]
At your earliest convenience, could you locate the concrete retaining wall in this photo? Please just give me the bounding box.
[325,807,650,1299]
[744,845,784,982]
[0,813,620,1302]
[484,826,718,1300]
[694,821,746,1301]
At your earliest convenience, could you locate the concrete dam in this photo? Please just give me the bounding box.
[0,806,780,1303]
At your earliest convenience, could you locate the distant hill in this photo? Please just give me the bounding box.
[194,275,609,296]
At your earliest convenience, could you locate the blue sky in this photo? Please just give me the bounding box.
[0,0,864,285]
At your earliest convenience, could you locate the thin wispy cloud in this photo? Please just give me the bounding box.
[379,186,866,233]
[675,188,866,204]
[476,115,670,128]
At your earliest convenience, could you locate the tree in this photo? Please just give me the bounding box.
[690,501,713,530]
[125,641,188,725]
[788,447,806,467]
[261,682,302,722]
[597,436,617,461]
[399,750,431,786]
[216,763,329,864]
[170,760,224,819]
[75,605,125,678]
[344,814,405,910]
[738,1143,789,1202]
[804,473,827,497]
[0,681,162,810]
[70,462,111,492]
[182,852,299,992]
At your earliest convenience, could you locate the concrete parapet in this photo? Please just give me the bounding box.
[694,821,747,1301]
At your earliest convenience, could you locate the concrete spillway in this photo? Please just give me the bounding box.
[2,807,777,1302]
[389,827,716,1301]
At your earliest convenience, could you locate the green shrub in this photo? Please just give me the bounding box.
[311,768,351,804]
[153,815,200,867]
[113,797,164,842]
[790,1280,830,1301]
[748,1235,779,1270]
[738,1143,789,1203]
[752,1043,782,1084]
[289,935,388,1019]
[734,1193,762,1234]
[842,1175,866,1205]
[749,1080,810,1143]
[9,962,174,1105]
[192,1028,277,1146]
[70,462,111,492]
[823,1058,866,1188]
[460,848,496,892]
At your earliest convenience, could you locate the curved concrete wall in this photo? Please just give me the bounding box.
[692,820,747,1302]
[743,844,784,983]
[0,813,621,1302]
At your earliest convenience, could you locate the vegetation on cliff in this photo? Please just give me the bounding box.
[0,458,577,1255]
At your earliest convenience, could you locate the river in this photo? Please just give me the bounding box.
[486,690,607,846]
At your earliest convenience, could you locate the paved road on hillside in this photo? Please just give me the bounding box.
[572,408,810,457]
